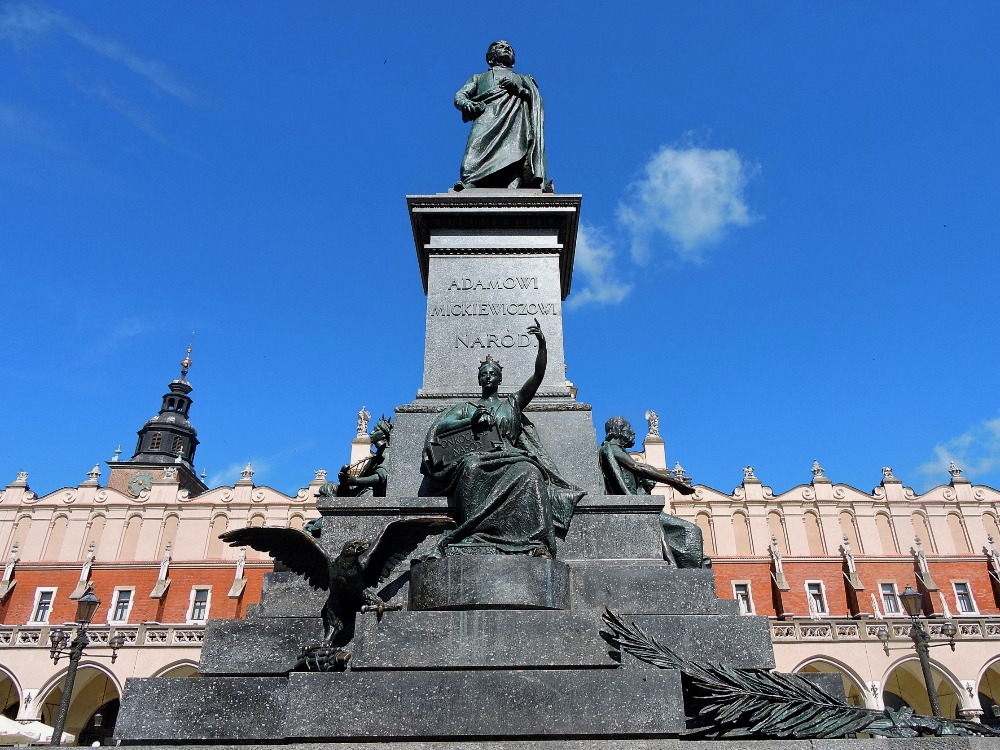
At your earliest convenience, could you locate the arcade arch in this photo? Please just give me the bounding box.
[153,660,201,678]
[37,664,122,743]
[794,658,868,708]
[882,658,961,719]
[0,667,21,719]
[977,659,1000,727]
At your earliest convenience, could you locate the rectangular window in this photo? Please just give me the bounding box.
[111,589,132,623]
[733,582,754,615]
[189,588,210,622]
[806,581,828,615]
[34,591,53,622]
[880,582,900,614]
[954,582,977,614]
[31,589,55,623]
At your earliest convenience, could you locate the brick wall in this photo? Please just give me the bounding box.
[712,555,999,620]
[0,565,270,625]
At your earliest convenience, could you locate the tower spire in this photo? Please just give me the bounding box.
[180,333,194,381]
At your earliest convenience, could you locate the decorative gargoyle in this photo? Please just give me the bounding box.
[601,608,999,739]
[220,516,454,668]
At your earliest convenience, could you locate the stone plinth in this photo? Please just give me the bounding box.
[198,616,323,676]
[409,555,570,610]
[385,401,600,497]
[283,669,685,740]
[108,739,1000,749]
[116,670,686,742]
[407,190,581,398]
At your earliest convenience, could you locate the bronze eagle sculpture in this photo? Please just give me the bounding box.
[220,516,454,644]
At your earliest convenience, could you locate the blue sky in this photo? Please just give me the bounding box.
[2,1,999,497]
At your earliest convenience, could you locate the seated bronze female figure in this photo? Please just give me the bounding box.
[421,320,583,558]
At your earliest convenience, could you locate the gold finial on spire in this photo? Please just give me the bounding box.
[180,332,194,380]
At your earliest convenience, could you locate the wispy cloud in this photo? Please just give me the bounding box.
[0,2,199,106]
[209,460,269,489]
[66,72,170,145]
[618,137,759,264]
[917,414,1000,487]
[88,321,153,360]
[567,224,632,309]
[0,98,74,154]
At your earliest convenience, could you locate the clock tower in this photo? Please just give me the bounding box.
[107,343,209,498]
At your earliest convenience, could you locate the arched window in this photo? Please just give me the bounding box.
[733,513,753,556]
[695,513,715,556]
[118,516,143,560]
[158,515,179,557]
[43,516,68,561]
[82,515,106,558]
[767,512,788,555]
[875,513,898,554]
[167,399,175,410]
[149,433,162,451]
[206,515,228,558]
[288,515,305,531]
[7,516,31,556]
[947,513,971,554]
[985,513,1000,543]
[803,512,825,555]
[171,436,184,453]
[249,515,268,559]
[912,513,935,552]
[839,511,862,553]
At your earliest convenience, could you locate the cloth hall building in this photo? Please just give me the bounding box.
[2,360,1000,741]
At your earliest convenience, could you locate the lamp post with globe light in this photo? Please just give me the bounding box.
[47,587,125,746]
[875,584,958,719]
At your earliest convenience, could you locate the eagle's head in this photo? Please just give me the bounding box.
[340,539,371,558]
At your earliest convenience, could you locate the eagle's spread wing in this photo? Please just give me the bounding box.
[360,516,455,587]
[220,527,330,591]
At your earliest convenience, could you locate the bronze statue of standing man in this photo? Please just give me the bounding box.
[453,41,548,191]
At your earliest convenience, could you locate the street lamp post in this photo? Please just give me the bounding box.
[877,584,957,719]
[47,587,124,747]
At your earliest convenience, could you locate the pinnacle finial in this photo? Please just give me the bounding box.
[180,333,195,380]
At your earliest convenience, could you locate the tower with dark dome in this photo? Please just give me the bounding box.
[106,343,209,498]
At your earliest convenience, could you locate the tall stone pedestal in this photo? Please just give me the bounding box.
[388,189,601,498]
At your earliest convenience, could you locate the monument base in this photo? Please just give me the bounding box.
[409,556,571,610]
[115,741,1000,750]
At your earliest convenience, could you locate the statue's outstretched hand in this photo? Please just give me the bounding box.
[527,318,545,346]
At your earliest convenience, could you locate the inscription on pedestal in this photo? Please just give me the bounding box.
[422,255,567,394]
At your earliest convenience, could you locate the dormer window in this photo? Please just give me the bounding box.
[149,433,162,450]
[172,436,183,453]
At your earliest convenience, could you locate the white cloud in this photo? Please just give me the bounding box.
[0,2,198,106]
[567,224,632,309]
[917,415,1000,487]
[618,141,758,264]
